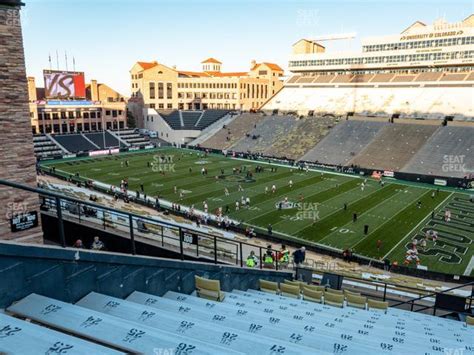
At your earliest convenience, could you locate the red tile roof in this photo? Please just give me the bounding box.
[251,62,284,72]
[137,61,158,70]
[201,57,222,64]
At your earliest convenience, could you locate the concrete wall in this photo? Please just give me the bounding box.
[0,241,293,308]
[0,2,42,242]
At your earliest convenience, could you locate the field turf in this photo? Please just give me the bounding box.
[42,148,474,276]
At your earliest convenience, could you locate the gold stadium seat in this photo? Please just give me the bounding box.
[195,275,225,302]
[324,292,345,308]
[302,287,323,303]
[325,288,344,296]
[467,315,474,326]
[346,293,367,309]
[367,299,389,312]
[344,289,361,298]
[259,279,279,294]
[280,283,301,299]
[304,284,325,292]
[284,279,304,291]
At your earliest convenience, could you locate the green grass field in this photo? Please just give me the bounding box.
[42,148,474,276]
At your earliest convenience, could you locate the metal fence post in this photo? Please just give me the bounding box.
[383,283,387,302]
[179,227,184,261]
[129,214,136,255]
[239,242,243,267]
[55,196,66,247]
[259,247,263,269]
[213,235,217,264]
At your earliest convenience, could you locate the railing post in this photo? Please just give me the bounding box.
[55,196,66,247]
[161,226,164,246]
[239,242,243,267]
[410,300,414,312]
[213,235,217,264]
[129,214,136,255]
[432,306,437,316]
[179,227,184,261]
[275,250,279,271]
[259,247,263,269]
[383,283,387,302]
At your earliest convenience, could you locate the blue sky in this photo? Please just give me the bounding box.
[22,0,472,96]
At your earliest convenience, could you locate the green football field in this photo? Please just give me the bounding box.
[42,148,474,276]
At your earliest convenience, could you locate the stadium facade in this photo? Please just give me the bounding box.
[27,76,127,134]
[129,58,284,127]
[264,15,474,120]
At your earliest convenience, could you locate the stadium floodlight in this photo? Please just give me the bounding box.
[311,32,357,41]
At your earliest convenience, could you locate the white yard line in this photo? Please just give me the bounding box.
[319,186,423,245]
[463,256,474,276]
[382,192,454,259]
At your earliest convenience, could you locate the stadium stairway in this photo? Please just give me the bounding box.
[200,113,267,150]
[189,112,237,146]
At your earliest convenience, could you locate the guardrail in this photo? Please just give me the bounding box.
[0,179,285,271]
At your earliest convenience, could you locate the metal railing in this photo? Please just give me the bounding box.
[0,179,286,271]
[390,280,474,315]
[308,267,474,315]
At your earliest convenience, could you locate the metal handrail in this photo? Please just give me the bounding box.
[390,279,474,308]
[0,179,285,271]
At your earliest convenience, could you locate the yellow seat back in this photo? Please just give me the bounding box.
[302,287,323,303]
[324,292,344,308]
[367,299,389,311]
[344,289,361,298]
[195,275,225,301]
[259,279,279,294]
[325,288,344,296]
[280,283,300,299]
[346,293,367,309]
[466,315,474,326]
[303,284,325,292]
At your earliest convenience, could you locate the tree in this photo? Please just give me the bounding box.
[126,110,136,128]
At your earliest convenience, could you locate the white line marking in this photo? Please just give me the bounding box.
[382,192,454,259]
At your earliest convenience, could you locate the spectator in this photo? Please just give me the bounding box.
[246,251,259,268]
[293,246,306,267]
[267,224,273,235]
[73,239,85,249]
[90,236,105,251]
[263,245,275,269]
[278,245,290,267]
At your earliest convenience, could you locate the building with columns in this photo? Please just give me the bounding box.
[28,76,127,134]
[129,58,284,125]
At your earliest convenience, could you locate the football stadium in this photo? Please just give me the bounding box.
[0,0,474,354]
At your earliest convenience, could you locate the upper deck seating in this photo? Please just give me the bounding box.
[349,123,439,171]
[300,120,388,165]
[53,134,97,152]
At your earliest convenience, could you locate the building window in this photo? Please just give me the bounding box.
[159,103,164,109]
[158,83,164,99]
[105,110,111,116]
[149,82,155,99]
[167,103,172,109]
[167,83,172,99]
